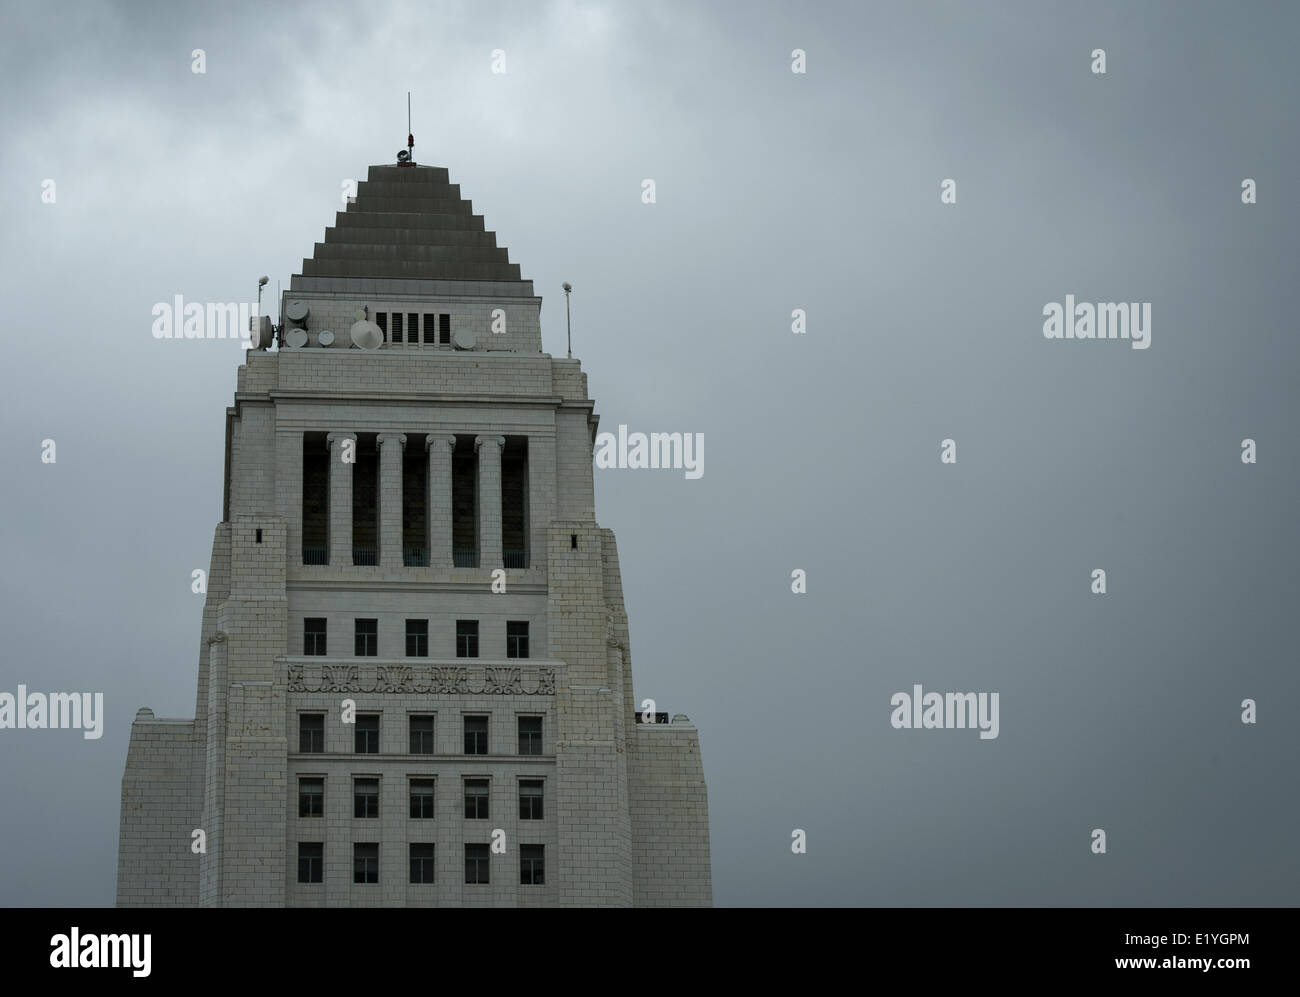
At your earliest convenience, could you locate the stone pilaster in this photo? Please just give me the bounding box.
[377,433,406,567]
[326,432,356,567]
[426,434,456,568]
[475,435,505,568]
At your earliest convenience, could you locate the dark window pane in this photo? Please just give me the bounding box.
[304,618,327,656]
[464,715,488,755]
[299,714,325,753]
[409,715,434,754]
[410,843,435,884]
[517,716,542,755]
[353,843,379,884]
[520,844,544,885]
[298,777,324,818]
[405,619,428,657]
[355,619,378,657]
[354,778,379,818]
[298,842,323,884]
[456,620,479,658]
[465,843,490,884]
[355,714,380,753]
[410,778,435,819]
[519,780,543,820]
[506,621,529,659]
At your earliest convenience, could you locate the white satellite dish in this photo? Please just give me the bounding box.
[286,328,308,349]
[350,320,383,350]
[354,308,368,321]
[317,330,335,347]
[453,326,476,350]
[248,314,273,349]
[286,300,310,323]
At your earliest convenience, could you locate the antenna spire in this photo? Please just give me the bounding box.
[407,92,414,155]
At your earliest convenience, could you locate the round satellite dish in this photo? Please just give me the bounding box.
[248,314,273,349]
[286,328,308,349]
[317,329,335,347]
[354,308,368,321]
[286,300,310,322]
[350,320,383,350]
[453,326,476,350]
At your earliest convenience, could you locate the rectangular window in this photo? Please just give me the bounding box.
[464,779,490,819]
[422,313,436,345]
[391,312,403,344]
[506,620,529,659]
[355,619,378,656]
[519,780,544,820]
[409,715,435,754]
[405,619,428,657]
[299,714,325,753]
[520,844,545,886]
[298,777,324,818]
[410,843,436,884]
[464,715,488,755]
[375,312,387,339]
[354,777,379,818]
[456,620,479,658]
[298,842,323,884]
[410,778,436,819]
[465,843,490,884]
[354,843,379,884]
[304,618,327,656]
[518,716,542,756]
[355,714,380,753]
[407,313,418,345]
[439,313,451,345]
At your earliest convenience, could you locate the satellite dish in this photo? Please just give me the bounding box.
[317,329,335,347]
[397,149,411,163]
[286,328,308,349]
[248,314,273,349]
[350,320,383,350]
[453,326,476,350]
[354,308,368,321]
[286,300,310,323]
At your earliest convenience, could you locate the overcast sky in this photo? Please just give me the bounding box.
[1,0,1297,907]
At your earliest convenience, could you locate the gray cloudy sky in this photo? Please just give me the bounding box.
[1,0,1297,906]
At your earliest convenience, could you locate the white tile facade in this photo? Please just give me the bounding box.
[116,163,711,907]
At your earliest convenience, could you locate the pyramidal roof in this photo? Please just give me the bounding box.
[289,164,527,293]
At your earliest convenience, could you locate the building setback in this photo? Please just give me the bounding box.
[117,160,712,907]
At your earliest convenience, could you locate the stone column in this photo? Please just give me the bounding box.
[426,434,456,568]
[475,435,505,569]
[326,432,356,567]
[377,433,406,567]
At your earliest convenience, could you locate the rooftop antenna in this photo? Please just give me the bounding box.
[563,282,573,358]
[398,92,415,165]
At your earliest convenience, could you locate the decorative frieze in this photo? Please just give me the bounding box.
[286,661,555,696]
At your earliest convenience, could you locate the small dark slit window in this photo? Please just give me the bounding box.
[422,314,436,344]
[391,312,403,343]
[439,314,451,345]
[570,534,577,549]
[375,312,387,337]
[256,528,262,543]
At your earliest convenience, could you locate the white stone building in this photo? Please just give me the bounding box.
[116,160,712,907]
